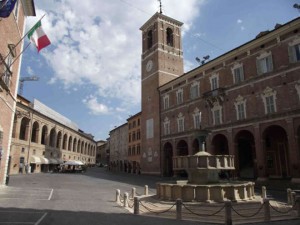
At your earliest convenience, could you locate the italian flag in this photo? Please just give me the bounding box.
[28,21,51,52]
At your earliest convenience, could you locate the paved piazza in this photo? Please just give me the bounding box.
[0,167,299,225]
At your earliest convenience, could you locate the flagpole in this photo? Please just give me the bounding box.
[9,42,31,69]
[2,13,46,62]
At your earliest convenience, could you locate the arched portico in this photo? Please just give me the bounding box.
[162,142,173,177]
[211,134,229,155]
[263,125,289,178]
[235,130,256,179]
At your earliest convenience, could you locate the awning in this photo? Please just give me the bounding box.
[40,157,49,164]
[63,160,84,166]
[30,156,42,164]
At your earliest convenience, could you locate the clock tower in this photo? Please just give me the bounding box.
[140,12,184,175]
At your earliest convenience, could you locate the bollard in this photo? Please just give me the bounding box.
[124,192,129,207]
[116,189,120,203]
[132,187,136,198]
[262,186,267,200]
[176,199,182,220]
[225,201,232,225]
[144,185,149,196]
[296,196,300,217]
[291,192,296,207]
[263,199,270,221]
[287,188,292,205]
[134,196,140,215]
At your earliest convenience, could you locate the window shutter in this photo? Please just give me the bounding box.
[288,45,296,63]
[268,55,273,72]
[240,66,244,81]
[256,59,262,75]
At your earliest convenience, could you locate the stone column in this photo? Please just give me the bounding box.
[253,124,267,180]
[286,118,300,181]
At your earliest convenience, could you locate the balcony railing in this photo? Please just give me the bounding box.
[0,53,12,91]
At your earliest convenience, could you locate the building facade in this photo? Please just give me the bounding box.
[10,96,96,175]
[127,112,141,174]
[96,140,108,166]
[109,123,128,172]
[0,0,36,184]
[140,13,184,175]
[133,12,300,183]
[157,17,300,182]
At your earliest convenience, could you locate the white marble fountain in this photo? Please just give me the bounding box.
[156,146,255,202]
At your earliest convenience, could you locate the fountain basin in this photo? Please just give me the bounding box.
[156,181,256,202]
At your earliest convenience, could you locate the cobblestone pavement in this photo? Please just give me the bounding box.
[0,167,298,225]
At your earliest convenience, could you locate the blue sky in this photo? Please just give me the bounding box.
[20,0,299,141]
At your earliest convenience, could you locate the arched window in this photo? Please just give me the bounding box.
[19,117,30,141]
[41,125,48,145]
[166,28,173,47]
[147,30,153,49]
[31,121,39,143]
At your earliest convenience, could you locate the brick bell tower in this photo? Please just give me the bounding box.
[140,12,184,175]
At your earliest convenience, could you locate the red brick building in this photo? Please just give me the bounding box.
[0,0,36,184]
[127,112,141,174]
[140,13,300,183]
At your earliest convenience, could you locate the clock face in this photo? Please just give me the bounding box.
[146,60,153,72]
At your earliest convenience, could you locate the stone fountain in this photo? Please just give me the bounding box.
[156,142,256,202]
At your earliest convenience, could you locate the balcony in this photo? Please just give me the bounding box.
[202,87,225,107]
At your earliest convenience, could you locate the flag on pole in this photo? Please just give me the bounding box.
[0,0,17,18]
[28,21,51,52]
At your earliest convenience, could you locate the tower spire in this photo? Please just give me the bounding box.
[158,0,162,14]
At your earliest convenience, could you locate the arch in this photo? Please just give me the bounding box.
[73,138,77,152]
[176,140,188,156]
[77,140,81,153]
[56,131,62,148]
[192,138,200,154]
[235,130,256,179]
[68,136,72,151]
[49,128,56,147]
[31,121,39,143]
[211,134,229,155]
[41,125,48,145]
[147,29,153,49]
[163,142,173,177]
[63,134,68,150]
[166,28,174,46]
[19,117,30,140]
[263,125,290,178]
[81,142,84,154]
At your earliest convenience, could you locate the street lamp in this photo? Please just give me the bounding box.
[293,3,300,9]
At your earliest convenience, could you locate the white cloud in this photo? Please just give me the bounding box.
[82,96,110,115]
[27,0,205,114]
[237,19,243,24]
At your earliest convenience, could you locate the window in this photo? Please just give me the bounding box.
[211,102,222,125]
[163,117,170,135]
[176,88,183,104]
[234,95,247,120]
[256,52,273,75]
[193,108,201,129]
[147,30,153,49]
[261,86,277,114]
[33,149,36,155]
[190,81,200,99]
[288,38,300,63]
[21,147,25,153]
[210,73,219,90]
[232,63,244,84]
[163,95,169,109]
[266,96,275,113]
[166,28,173,47]
[177,113,184,132]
